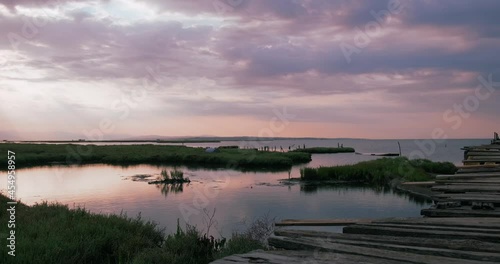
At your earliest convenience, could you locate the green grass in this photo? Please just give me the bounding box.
[291,147,355,154]
[0,194,263,264]
[300,157,457,185]
[0,143,311,171]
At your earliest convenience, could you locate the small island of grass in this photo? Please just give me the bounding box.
[300,157,457,185]
[148,169,191,184]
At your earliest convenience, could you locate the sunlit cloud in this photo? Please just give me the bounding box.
[1,0,499,140]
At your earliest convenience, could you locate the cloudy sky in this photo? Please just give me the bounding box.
[0,0,499,140]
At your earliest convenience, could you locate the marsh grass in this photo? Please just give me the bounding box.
[0,143,311,171]
[300,157,457,184]
[0,194,264,264]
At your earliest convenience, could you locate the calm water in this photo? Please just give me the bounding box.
[0,138,489,236]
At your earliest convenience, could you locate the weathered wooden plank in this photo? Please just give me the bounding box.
[477,145,500,149]
[456,167,500,174]
[468,156,500,161]
[436,172,500,180]
[432,194,500,204]
[275,229,500,253]
[434,182,500,186]
[432,185,500,193]
[275,218,373,226]
[433,193,500,197]
[211,250,404,264]
[421,208,500,218]
[468,149,500,153]
[372,217,500,229]
[468,151,500,156]
[463,160,500,165]
[210,250,325,264]
[358,223,500,234]
[269,235,498,264]
[343,224,500,242]
[436,178,500,184]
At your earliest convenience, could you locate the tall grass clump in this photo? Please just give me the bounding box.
[159,169,186,181]
[169,169,184,180]
[300,157,457,185]
[0,195,164,263]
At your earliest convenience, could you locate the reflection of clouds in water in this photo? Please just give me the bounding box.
[3,161,433,237]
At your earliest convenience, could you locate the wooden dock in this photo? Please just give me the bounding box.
[213,136,500,264]
[463,134,500,166]
[213,217,500,264]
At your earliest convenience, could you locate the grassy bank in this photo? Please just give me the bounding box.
[0,194,263,263]
[292,147,355,154]
[300,157,457,185]
[0,143,311,171]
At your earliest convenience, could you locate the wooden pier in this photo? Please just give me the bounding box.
[421,134,500,217]
[462,133,500,166]
[213,135,500,264]
[214,217,500,263]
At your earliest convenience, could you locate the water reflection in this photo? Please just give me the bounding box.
[300,184,432,205]
[156,183,186,197]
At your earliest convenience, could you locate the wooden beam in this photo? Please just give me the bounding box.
[436,172,500,180]
[432,185,500,192]
[275,218,373,226]
[269,235,499,264]
[275,229,500,253]
[421,208,500,217]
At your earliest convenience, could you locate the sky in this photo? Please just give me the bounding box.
[0,0,499,140]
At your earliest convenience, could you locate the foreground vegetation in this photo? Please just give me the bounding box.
[300,157,457,185]
[292,147,355,154]
[0,194,264,264]
[0,143,311,171]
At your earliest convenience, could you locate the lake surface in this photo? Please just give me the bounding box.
[0,138,488,236]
